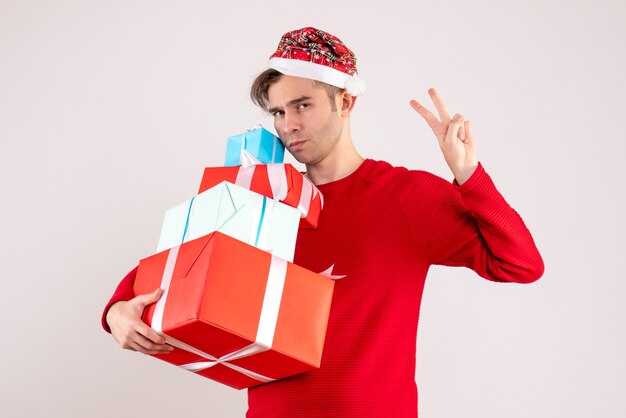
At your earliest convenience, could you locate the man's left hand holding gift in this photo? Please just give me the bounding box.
[106,288,174,355]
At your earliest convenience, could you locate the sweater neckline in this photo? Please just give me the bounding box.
[311,158,373,190]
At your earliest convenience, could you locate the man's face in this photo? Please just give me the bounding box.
[267,75,343,165]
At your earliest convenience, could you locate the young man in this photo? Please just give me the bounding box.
[103,27,544,418]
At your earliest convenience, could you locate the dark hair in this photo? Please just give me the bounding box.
[250,69,344,112]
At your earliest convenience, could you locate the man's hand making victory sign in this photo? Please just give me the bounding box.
[410,88,478,185]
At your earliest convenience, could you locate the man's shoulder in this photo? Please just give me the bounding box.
[357,159,462,212]
[345,159,470,231]
[361,159,449,189]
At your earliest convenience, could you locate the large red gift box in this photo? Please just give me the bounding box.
[134,231,335,389]
[198,164,323,229]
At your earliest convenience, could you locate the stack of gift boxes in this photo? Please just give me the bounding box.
[132,127,334,390]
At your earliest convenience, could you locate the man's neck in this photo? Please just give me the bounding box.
[304,142,364,185]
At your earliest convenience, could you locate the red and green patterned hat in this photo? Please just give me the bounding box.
[268,27,367,96]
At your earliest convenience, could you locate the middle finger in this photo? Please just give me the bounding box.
[428,88,451,123]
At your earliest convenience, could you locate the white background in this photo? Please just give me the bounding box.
[1,0,624,417]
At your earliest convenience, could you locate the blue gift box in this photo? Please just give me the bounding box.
[224,127,285,166]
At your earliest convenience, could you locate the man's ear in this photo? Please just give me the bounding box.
[339,91,357,116]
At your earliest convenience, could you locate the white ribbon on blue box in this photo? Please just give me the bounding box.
[156,181,300,262]
[224,127,285,166]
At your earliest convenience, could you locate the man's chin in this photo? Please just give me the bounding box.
[287,150,309,164]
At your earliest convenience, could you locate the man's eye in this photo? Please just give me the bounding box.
[297,103,310,110]
[272,110,285,117]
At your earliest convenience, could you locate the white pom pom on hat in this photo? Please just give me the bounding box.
[344,73,367,96]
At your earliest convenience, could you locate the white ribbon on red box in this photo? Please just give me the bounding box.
[150,244,289,384]
[234,163,323,219]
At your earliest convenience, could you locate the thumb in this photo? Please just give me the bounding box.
[462,120,474,144]
[133,288,163,308]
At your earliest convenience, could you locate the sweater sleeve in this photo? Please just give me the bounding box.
[400,163,544,283]
[101,266,138,333]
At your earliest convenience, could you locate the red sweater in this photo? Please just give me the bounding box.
[102,159,544,417]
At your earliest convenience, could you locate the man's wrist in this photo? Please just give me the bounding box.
[453,163,478,185]
[105,301,123,329]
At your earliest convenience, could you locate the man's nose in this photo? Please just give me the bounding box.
[282,111,300,135]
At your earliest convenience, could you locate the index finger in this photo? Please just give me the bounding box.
[410,99,442,133]
[428,88,451,123]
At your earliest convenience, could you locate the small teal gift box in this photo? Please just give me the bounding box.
[224,127,285,166]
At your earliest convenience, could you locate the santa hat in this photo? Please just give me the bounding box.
[268,27,367,96]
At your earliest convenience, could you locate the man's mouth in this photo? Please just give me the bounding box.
[288,139,307,150]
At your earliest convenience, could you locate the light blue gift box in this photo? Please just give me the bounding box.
[156,181,300,262]
[224,127,285,166]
